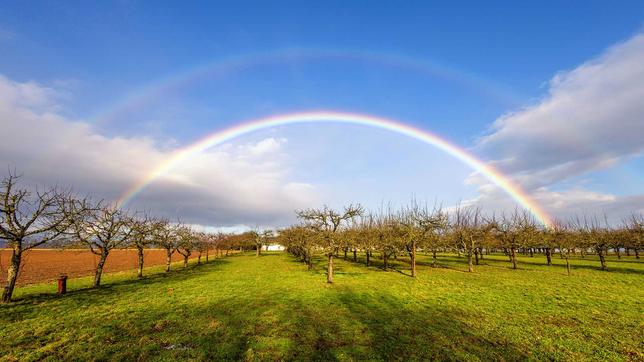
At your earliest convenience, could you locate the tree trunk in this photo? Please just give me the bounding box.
[598,248,607,270]
[166,249,172,272]
[1,248,22,303]
[411,240,417,277]
[343,248,347,259]
[635,248,640,259]
[366,250,370,266]
[383,252,388,270]
[137,246,144,278]
[256,245,260,257]
[545,248,552,266]
[467,249,474,272]
[529,248,534,257]
[474,248,479,265]
[327,253,334,283]
[206,249,209,262]
[183,255,189,268]
[94,251,108,288]
[615,247,621,259]
[353,248,357,262]
[198,252,202,265]
[479,248,484,260]
[565,254,571,276]
[432,249,437,267]
[511,248,517,269]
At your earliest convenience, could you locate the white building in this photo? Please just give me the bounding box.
[265,244,285,251]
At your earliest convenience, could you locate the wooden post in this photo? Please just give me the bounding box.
[57,275,68,295]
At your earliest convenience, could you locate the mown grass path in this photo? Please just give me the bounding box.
[1,252,642,361]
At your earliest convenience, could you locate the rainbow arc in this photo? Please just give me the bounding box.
[118,111,553,227]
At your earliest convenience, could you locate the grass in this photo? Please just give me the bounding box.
[1,251,642,361]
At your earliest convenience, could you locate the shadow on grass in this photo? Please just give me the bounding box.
[336,292,528,361]
[292,251,644,279]
[298,253,474,277]
[418,254,644,275]
[18,288,529,360]
[8,289,529,360]
[547,261,644,275]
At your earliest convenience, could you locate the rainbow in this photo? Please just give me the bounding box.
[118,111,553,227]
[92,48,519,126]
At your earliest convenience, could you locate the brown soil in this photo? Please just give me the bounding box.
[0,248,219,286]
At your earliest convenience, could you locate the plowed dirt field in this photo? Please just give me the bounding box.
[0,249,217,286]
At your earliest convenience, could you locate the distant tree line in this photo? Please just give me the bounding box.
[278,202,643,283]
[0,172,264,303]
[2,171,641,300]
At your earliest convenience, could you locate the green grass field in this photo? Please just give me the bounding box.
[1,251,642,361]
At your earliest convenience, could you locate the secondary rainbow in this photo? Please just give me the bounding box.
[92,48,519,126]
[118,111,553,227]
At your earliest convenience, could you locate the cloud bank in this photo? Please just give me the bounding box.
[0,75,317,227]
[472,33,644,221]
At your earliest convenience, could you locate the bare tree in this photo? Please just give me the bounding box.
[249,228,273,256]
[576,216,610,271]
[376,215,397,271]
[68,201,133,287]
[176,225,194,268]
[279,226,317,269]
[249,229,262,256]
[261,230,274,252]
[129,215,154,278]
[210,232,227,259]
[296,204,363,283]
[490,212,522,270]
[358,214,379,267]
[193,232,210,264]
[624,214,642,259]
[551,220,574,276]
[0,173,81,302]
[152,218,177,272]
[451,206,488,272]
[415,205,448,269]
[393,208,421,277]
[515,210,540,264]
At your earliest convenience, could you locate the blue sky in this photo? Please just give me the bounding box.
[1,1,643,228]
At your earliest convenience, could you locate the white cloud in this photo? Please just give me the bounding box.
[462,187,643,224]
[459,34,644,221]
[477,33,644,189]
[0,75,318,228]
[239,137,286,156]
[187,224,253,234]
[0,74,60,110]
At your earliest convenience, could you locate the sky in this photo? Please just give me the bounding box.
[0,1,643,230]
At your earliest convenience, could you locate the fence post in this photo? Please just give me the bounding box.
[57,275,67,295]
